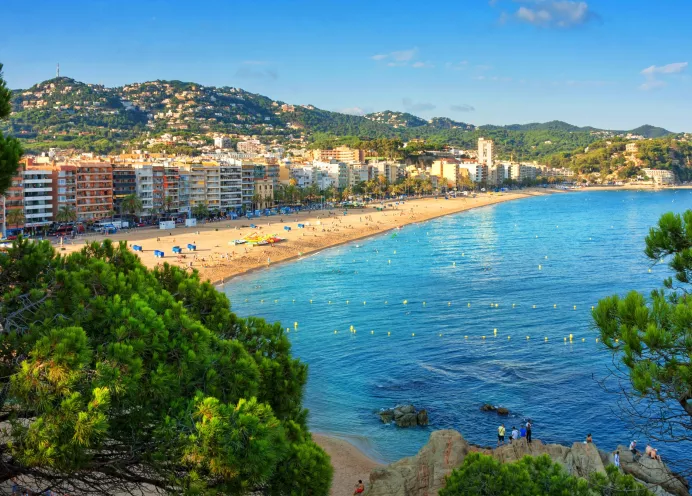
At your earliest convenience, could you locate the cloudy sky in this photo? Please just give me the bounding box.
[1,0,690,131]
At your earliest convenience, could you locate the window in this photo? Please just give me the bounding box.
[58,188,66,194]
[59,196,66,202]
[58,179,66,185]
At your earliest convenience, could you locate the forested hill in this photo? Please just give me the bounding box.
[2,76,677,159]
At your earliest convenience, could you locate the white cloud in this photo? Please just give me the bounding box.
[339,107,368,116]
[641,62,688,76]
[371,48,419,66]
[513,1,595,28]
[412,61,434,69]
[639,62,687,90]
[445,61,468,70]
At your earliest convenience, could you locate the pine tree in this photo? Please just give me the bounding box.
[0,63,23,195]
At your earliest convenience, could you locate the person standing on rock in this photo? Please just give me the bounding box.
[526,420,532,444]
[614,450,620,468]
[497,423,506,446]
[511,426,519,443]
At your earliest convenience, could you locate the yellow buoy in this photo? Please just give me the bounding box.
[533,305,536,309]
[582,338,585,342]
[261,299,264,303]
[512,303,516,308]
[507,336,511,340]
[334,330,338,334]
[448,302,451,306]
[596,338,599,343]
[453,262,456,266]
[482,336,486,339]
[553,304,557,308]
[388,331,391,336]
[462,252,465,256]
[385,301,388,305]
[573,305,577,310]
[364,301,367,305]
[564,337,567,342]
[545,256,548,259]
[538,265,542,270]
[423,301,426,306]
[388,260,391,264]
[439,333,443,337]
[648,268,652,273]
[591,306,595,310]
[494,328,498,333]
[394,250,396,254]
[465,335,468,339]
[615,338,619,343]
[346,300,349,304]
[495,303,499,308]
[294,322,298,328]
[292,299,295,303]
[329,301,332,304]
[274,299,278,303]
[310,299,313,304]
[526,336,530,340]
[403,300,408,305]
[371,330,374,334]
[544,337,548,341]
[569,333,573,341]
[412,333,415,337]
[245,298,248,302]
[468,302,471,307]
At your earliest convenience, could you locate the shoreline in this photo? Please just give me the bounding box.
[59,190,555,285]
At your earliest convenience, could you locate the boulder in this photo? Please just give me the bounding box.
[416,410,429,426]
[379,410,394,424]
[496,407,510,416]
[366,430,471,496]
[394,405,416,418]
[618,445,689,496]
[396,413,419,428]
[480,404,496,412]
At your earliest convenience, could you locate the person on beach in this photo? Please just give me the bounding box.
[526,420,532,444]
[497,423,506,446]
[353,480,365,494]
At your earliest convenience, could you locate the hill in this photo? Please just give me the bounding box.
[2,76,678,159]
[629,124,674,138]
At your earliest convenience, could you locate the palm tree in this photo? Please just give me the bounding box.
[6,209,24,230]
[251,193,261,211]
[164,196,174,214]
[120,194,143,220]
[55,204,77,224]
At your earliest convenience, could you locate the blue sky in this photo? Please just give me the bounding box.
[1,0,690,131]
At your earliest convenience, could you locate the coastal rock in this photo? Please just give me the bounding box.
[416,410,429,426]
[366,430,471,496]
[496,407,510,416]
[480,404,496,412]
[617,445,689,496]
[365,431,689,496]
[379,405,428,428]
[395,413,418,428]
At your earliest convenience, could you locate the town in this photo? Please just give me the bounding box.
[0,136,677,237]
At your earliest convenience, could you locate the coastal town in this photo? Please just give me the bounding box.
[0,135,678,237]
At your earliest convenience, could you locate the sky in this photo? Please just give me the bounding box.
[1,0,691,131]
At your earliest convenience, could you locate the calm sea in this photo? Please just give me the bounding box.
[223,190,691,467]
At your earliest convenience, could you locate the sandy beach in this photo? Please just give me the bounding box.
[59,191,553,284]
[313,434,383,496]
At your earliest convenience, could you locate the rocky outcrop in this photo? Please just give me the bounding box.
[617,445,689,496]
[479,404,510,416]
[378,405,429,428]
[365,431,689,496]
[367,430,470,496]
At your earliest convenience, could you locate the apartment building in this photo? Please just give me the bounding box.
[312,146,365,163]
[460,163,488,183]
[52,164,77,221]
[133,164,155,214]
[431,159,461,188]
[112,164,136,214]
[75,162,113,221]
[642,168,675,185]
[315,161,350,189]
[237,139,267,155]
[163,164,180,213]
[348,163,371,187]
[254,178,274,209]
[371,162,400,184]
[23,167,54,227]
[478,138,495,167]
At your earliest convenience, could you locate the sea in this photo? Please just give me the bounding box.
[223,190,691,469]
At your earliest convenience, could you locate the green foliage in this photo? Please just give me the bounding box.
[0,62,23,195]
[440,453,652,496]
[0,238,332,494]
[593,210,692,432]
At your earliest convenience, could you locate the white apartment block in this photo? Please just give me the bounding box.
[642,168,675,185]
[478,138,495,167]
[349,164,371,187]
[460,163,488,183]
[237,139,267,155]
[314,161,349,189]
[371,162,400,183]
[23,169,53,227]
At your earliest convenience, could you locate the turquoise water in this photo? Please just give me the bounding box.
[224,191,691,466]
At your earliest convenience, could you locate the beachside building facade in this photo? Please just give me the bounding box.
[22,167,54,228]
[312,146,364,163]
[478,138,495,167]
[642,168,675,185]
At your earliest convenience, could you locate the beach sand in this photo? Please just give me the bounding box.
[313,434,383,496]
[58,191,552,284]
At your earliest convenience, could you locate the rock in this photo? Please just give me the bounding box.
[379,410,393,424]
[379,405,427,428]
[365,432,689,496]
[395,413,418,428]
[617,445,689,496]
[480,404,496,412]
[366,430,471,496]
[416,410,429,426]
[496,407,510,416]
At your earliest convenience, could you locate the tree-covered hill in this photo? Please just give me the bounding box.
[2,76,680,158]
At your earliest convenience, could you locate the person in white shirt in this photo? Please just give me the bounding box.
[511,426,520,443]
[614,451,620,468]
